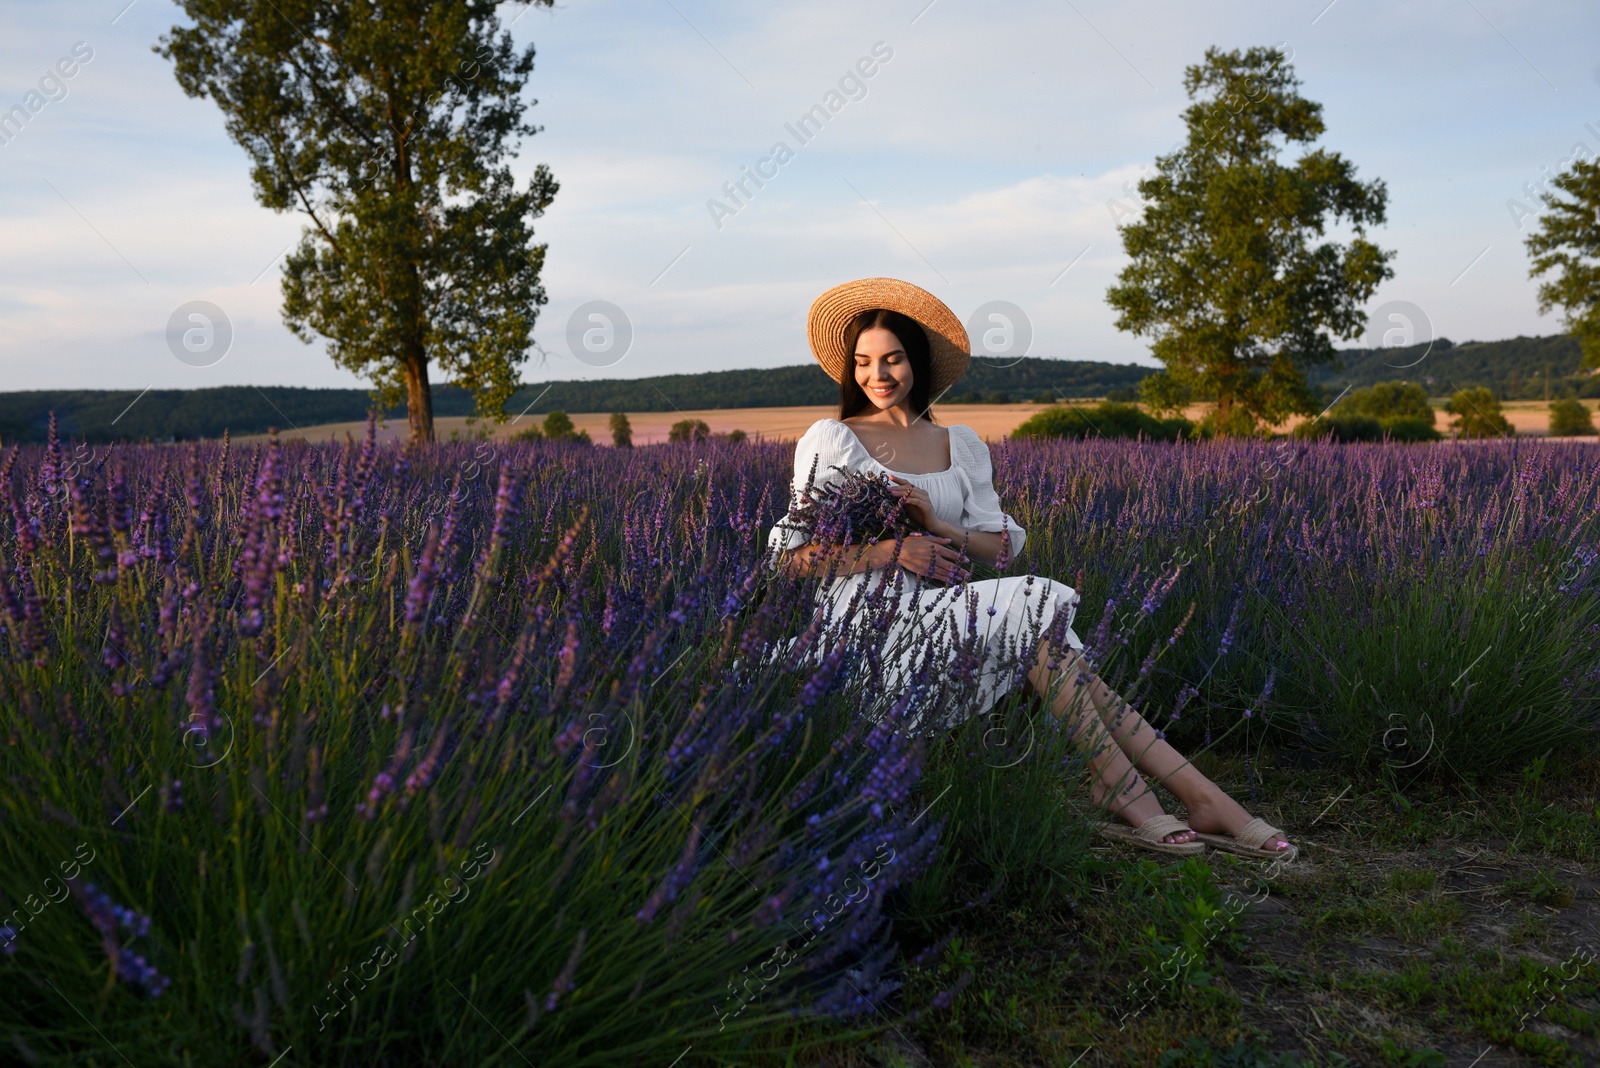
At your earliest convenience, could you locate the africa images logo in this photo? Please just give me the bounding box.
[0,42,94,147]
[706,42,894,230]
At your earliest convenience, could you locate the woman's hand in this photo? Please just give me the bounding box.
[886,533,970,584]
[886,475,947,535]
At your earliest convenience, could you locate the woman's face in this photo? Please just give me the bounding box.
[853,326,912,411]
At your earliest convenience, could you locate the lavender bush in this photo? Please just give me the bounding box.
[0,414,944,1066]
[990,434,1600,777]
[1,412,1596,1065]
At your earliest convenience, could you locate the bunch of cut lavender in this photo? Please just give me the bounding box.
[785,466,924,549]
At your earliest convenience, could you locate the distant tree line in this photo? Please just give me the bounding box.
[1,338,1593,445]
[0,358,1150,445]
[1306,334,1594,402]
[1014,379,1595,443]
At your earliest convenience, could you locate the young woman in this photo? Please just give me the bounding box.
[766,277,1296,860]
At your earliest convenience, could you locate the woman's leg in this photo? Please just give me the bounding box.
[1025,639,1291,852]
[1021,640,1195,844]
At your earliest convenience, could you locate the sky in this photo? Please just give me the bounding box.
[1,0,1596,397]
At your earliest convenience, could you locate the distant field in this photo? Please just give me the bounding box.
[236,403,1069,446]
[4,337,1594,447]
[232,399,1597,446]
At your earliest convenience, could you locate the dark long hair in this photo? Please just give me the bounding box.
[838,308,937,422]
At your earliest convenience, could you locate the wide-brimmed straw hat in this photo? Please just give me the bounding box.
[807,277,971,396]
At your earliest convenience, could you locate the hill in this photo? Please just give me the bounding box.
[0,357,1152,445]
[1,336,1592,445]
[1307,334,1592,401]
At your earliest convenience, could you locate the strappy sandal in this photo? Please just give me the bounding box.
[1092,813,1205,857]
[1191,817,1298,862]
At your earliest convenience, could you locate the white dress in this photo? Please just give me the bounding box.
[764,418,1085,730]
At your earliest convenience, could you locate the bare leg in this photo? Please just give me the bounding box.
[1021,640,1195,844]
[1024,639,1291,852]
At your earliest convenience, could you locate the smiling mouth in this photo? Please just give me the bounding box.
[870,385,897,397]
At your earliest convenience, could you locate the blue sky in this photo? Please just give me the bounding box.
[1,0,1595,395]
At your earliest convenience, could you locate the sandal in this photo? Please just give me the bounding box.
[1191,817,1298,862]
[1092,813,1205,857]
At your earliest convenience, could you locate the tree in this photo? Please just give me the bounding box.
[1444,388,1513,439]
[541,410,590,444]
[1329,380,1434,425]
[668,419,710,444]
[1106,46,1394,437]
[1294,380,1440,442]
[609,411,632,448]
[157,1,559,444]
[1526,159,1600,371]
[1549,397,1597,437]
[1012,401,1192,442]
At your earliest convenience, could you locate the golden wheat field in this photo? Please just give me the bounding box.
[232,399,1597,446]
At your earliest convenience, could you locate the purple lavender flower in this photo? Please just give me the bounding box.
[236,434,285,637]
[404,731,447,795]
[1243,666,1278,719]
[185,624,219,739]
[782,468,923,554]
[1216,600,1241,658]
[74,884,168,996]
[544,928,588,1012]
[358,771,395,821]
[116,947,171,997]
[403,524,441,632]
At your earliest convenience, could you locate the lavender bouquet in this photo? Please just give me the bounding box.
[786,466,918,543]
[784,465,961,584]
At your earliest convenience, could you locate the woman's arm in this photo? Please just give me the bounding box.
[777,539,890,580]
[943,425,1026,568]
[778,534,970,583]
[883,473,1017,572]
[920,519,1014,569]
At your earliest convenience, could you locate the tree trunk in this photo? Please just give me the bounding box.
[405,356,434,444]
[388,83,434,445]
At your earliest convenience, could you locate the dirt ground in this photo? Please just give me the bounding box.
[861,749,1600,1068]
[1209,828,1600,1067]
[234,399,1597,446]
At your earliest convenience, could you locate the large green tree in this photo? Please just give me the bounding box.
[159,0,559,443]
[1526,158,1600,371]
[1107,46,1394,436]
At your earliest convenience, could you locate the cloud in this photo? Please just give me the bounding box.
[0,0,1595,391]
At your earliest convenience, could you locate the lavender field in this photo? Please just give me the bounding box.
[1,416,1598,1066]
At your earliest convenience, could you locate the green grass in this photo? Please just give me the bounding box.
[742,749,1600,1066]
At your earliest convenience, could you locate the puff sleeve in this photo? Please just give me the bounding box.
[765,419,852,559]
[951,424,1026,560]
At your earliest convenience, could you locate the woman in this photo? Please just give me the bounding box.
[766,277,1295,860]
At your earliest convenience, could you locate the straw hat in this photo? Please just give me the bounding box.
[807,277,971,396]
